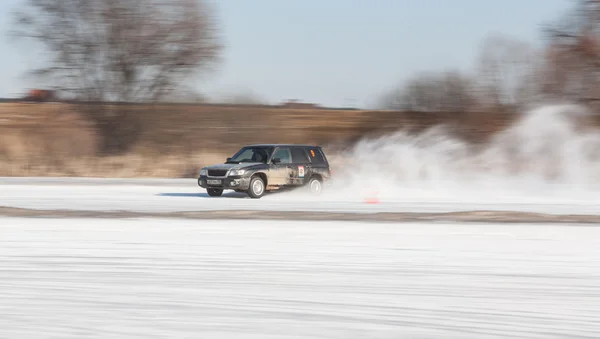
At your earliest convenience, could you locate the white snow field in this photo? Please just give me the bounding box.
[1,218,599,338]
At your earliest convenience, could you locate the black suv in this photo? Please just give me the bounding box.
[198,144,332,198]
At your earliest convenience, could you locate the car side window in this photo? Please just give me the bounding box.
[291,147,309,163]
[272,148,292,164]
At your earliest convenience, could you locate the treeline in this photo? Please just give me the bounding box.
[5,0,600,162]
[378,1,600,113]
[11,1,600,113]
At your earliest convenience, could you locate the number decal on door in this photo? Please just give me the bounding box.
[298,166,305,178]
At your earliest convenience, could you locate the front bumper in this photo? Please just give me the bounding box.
[198,175,250,190]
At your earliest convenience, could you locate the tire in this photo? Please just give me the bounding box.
[247,176,266,199]
[207,188,223,197]
[307,177,322,195]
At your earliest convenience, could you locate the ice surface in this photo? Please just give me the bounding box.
[1,177,600,215]
[0,218,599,338]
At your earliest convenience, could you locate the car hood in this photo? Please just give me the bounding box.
[204,162,263,170]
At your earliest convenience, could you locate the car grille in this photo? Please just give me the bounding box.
[207,169,228,177]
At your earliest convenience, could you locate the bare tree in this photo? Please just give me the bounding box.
[379,70,476,112]
[10,0,222,153]
[475,33,541,110]
[542,0,600,103]
[11,0,222,102]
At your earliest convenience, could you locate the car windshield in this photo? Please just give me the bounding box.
[227,147,273,163]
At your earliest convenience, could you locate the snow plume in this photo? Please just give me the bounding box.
[319,104,600,202]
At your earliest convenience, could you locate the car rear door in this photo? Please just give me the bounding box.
[290,147,311,185]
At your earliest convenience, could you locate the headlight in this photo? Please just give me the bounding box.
[200,168,207,176]
[229,169,246,176]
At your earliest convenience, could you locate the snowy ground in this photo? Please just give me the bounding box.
[2,102,600,337]
[2,177,600,215]
[1,217,599,338]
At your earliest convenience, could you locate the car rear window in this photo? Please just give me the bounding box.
[306,148,326,164]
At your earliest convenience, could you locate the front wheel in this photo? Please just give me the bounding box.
[207,188,223,197]
[247,176,266,199]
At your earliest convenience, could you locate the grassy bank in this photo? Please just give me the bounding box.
[0,102,523,177]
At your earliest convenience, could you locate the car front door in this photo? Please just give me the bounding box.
[269,147,293,186]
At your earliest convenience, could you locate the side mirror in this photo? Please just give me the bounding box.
[272,158,281,164]
[226,157,232,162]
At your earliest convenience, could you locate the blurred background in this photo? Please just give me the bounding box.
[4,3,600,338]
[0,0,596,178]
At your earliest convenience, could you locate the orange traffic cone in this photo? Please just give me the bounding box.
[364,190,380,204]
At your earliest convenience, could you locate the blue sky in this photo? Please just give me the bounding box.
[1,0,571,107]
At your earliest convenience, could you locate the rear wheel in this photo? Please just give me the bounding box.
[207,188,223,197]
[247,176,265,199]
[307,177,322,195]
